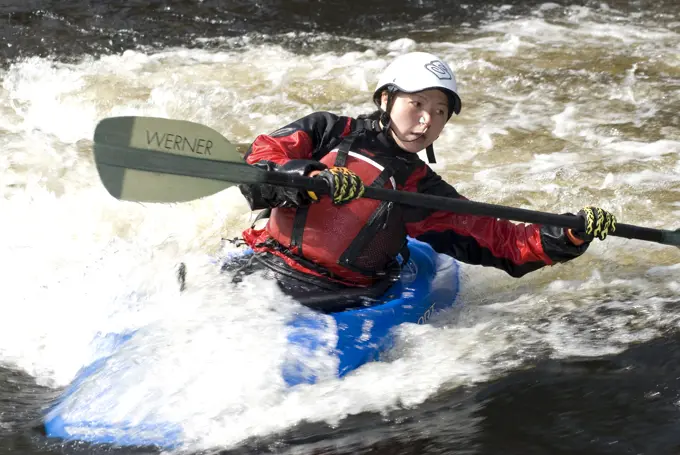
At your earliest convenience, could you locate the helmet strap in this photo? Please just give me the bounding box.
[379,110,392,135]
[379,88,396,135]
[425,144,436,164]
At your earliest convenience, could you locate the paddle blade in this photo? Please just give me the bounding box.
[93,116,243,203]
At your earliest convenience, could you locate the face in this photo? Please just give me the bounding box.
[381,89,449,154]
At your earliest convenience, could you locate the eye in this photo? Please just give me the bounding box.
[436,109,446,116]
[410,100,421,108]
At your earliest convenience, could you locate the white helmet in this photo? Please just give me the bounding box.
[373,52,462,118]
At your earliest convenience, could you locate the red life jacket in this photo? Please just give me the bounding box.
[242,132,407,287]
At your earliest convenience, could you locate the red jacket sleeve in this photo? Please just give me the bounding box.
[239,112,353,209]
[244,111,353,165]
[403,163,587,277]
[245,129,315,165]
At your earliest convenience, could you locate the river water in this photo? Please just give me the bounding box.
[1,0,679,454]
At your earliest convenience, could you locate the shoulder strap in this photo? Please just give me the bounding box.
[359,118,380,132]
[334,118,382,167]
[333,134,354,167]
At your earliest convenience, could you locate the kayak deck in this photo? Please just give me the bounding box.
[283,238,459,385]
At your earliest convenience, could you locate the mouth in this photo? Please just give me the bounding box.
[411,124,430,137]
[410,130,429,141]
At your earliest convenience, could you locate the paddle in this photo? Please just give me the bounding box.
[93,116,680,248]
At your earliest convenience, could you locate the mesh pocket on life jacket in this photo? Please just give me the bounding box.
[343,203,407,276]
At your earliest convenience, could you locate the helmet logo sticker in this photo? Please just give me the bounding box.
[424,60,452,80]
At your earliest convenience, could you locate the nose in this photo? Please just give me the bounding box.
[419,112,431,129]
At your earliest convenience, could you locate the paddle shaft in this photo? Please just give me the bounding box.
[265,168,676,245]
[100,143,679,246]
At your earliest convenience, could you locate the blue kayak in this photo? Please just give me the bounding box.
[44,237,460,447]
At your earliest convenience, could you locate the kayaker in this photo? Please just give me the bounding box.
[233,51,616,309]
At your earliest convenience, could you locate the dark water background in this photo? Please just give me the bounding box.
[2,0,677,62]
[1,0,680,454]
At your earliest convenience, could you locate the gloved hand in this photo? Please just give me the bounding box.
[239,159,328,209]
[567,206,617,245]
[312,167,365,205]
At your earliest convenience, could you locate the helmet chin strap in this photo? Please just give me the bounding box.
[418,117,436,163]
[379,88,396,136]
[425,144,436,164]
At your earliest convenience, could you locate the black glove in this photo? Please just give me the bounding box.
[239,159,328,209]
[314,167,365,205]
[571,206,617,242]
